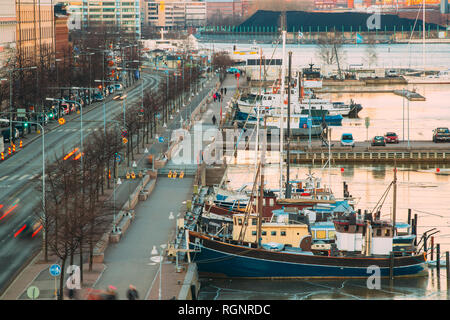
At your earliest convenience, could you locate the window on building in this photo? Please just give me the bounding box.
[385,229,390,237]
[377,229,382,236]
[271,231,276,236]
[262,231,267,236]
[281,231,286,236]
[238,218,242,226]
[252,219,257,226]
[252,231,257,236]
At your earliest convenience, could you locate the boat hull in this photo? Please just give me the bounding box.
[189,232,427,279]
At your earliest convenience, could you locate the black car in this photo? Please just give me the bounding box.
[371,136,386,146]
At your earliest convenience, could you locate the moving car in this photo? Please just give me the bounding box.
[432,127,450,143]
[384,132,399,144]
[371,136,386,146]
[340,133,355,147]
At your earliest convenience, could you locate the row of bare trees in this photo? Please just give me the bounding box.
[35,126,124,299]
[0,25,141,118]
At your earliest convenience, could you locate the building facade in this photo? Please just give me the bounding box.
[0,0,17,68]
[81,0,141,36]
[143,0,206,29]
[16,0,55,66]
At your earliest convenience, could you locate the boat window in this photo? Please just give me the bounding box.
[385,229,390,237]
[316,230,326,239]
[271,231,276,236]
[328,231,335,239]
[344,225,349,231]
[281,231,286,236]
[376,229,382,236]
[269,198,274,206]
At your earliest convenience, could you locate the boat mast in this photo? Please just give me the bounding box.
[422,0,426,74]
[392,163,397,236]
[286,51,292,198]
[255,48,262,172]
[279,30,286,199]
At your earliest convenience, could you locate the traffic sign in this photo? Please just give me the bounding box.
[58,118,66,125]
[27,286,40,300]
[49,264,61,277]
[158,136,165,143]
[365,117,370,128]
[122,137,128,144]
[121,130,128,137]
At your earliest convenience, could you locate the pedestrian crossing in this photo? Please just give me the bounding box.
[0,174,39,182]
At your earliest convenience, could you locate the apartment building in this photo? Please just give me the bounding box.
[0,0,17,67]
[143,0,206,29]
[16,0,55,66]
[81,0,141,36]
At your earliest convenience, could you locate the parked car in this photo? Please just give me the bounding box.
[384,132,399,144]
[108,85,115,94]
[114,84,123,93]
[1,128,19,143]
[386,69,398,77]
[93,92,104,102]
[433,127,450,143]
[340,133,355,147]
[371,136,386,146]
[226,67,241,74]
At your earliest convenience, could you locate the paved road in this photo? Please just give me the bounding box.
[0,71,160,295]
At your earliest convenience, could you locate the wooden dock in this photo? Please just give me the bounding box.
[287,150,450,164]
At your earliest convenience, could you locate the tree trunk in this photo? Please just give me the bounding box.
[59,255,66,300]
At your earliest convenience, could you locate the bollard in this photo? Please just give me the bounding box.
[1,152,3,161]
[19,140,23,148]
[437,244,441,275]
[8,147,11,155]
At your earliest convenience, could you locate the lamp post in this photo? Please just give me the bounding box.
[159,243,167,300]
[95,79,125,133]
[0,119,46,259]
[46,98,83,163]
[6,66,37,146]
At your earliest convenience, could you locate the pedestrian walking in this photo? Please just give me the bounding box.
[213,93,217,102]
[102,285,118,300]
[217,93,221,102]
[127,285,139,300]
[220,87,223,95]
[212,115,216,126]
[224,87,227,95]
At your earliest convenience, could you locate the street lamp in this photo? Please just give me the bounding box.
[46,98,83,163]
[94,79,125,132]
[6,66,37,146]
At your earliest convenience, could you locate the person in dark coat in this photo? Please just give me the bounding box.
[224,87,227,95]
[220,88,223,95]
[127,285,139,300]
[212,115,217,125]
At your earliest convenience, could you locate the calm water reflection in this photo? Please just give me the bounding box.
[198,164,450,300]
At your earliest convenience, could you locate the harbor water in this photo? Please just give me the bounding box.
[198,163,450,300]
[197,41,450,300]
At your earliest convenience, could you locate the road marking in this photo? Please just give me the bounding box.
[9,175,19,181]
[0,176,9,181]
[18,175,29,181]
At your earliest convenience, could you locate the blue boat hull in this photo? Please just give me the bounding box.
[189,232,427,279]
